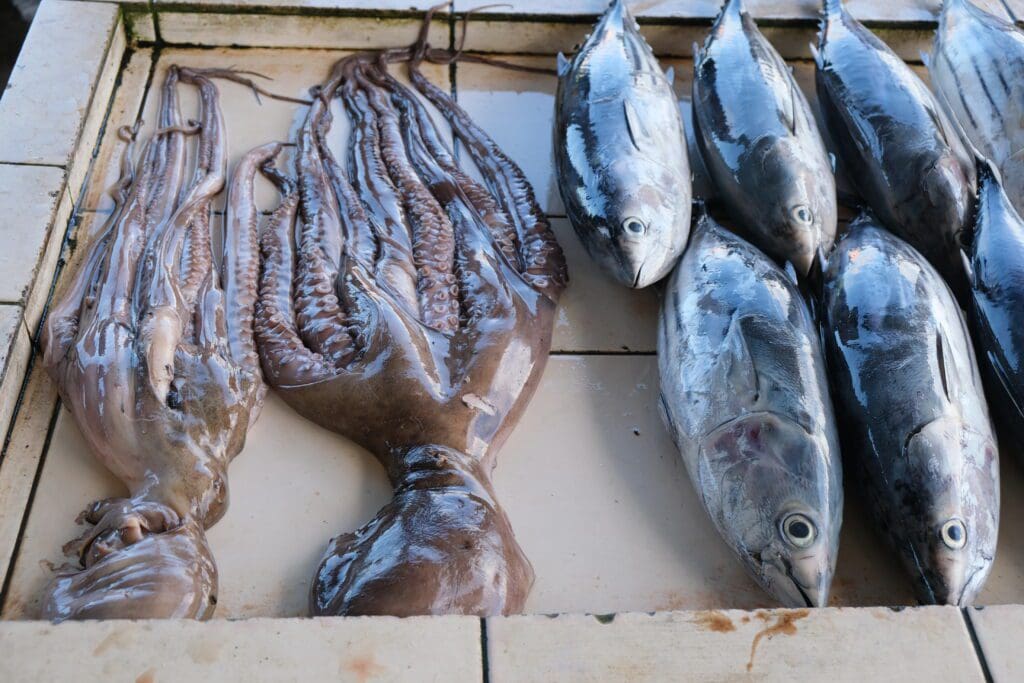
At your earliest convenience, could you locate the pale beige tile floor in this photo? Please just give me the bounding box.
[5,25,1023,630]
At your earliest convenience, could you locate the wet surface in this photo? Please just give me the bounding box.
[5,37,1024,620]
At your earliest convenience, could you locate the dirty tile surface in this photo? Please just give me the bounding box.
[969,605,1024,682]
[2,5,1023,662]
[0,0,119,166]
[0,165,67,307]
[0,616,482,681]
[156,12,449,49]
[486,607,984,681]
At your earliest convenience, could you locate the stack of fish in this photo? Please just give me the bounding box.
[555,0,1024,608]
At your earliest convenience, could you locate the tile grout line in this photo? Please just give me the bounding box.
[0,399,61,617]
[961,608,995,683]
[479,617,491,683]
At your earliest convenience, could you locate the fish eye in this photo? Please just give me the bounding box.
[780,513,817,549]
[622,217,647,235]
[940,519,967,550]
[790,205,813,225]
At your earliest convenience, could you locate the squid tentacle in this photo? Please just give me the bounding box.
[255,160,334,386]
[407,59,566,299]
[356,67,459,334]
[370,62,522,272]
[339,72,419,313]
[223,142,282,377]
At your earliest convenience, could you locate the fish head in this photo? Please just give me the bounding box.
[754,138,837,275]
[699,411,841,608]
[591,159,691,288]
[900,417,999,606]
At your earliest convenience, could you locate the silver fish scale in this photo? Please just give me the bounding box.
[658,215,841,609]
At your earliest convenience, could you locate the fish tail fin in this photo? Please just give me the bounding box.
[822,0,845,19]
[713,0,745,29]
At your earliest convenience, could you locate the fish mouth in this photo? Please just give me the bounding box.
[783,556,819,608]
[632,263,644,288]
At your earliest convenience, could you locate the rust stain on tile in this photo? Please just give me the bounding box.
[692,610,735,633]
[746,609,810,673]
[343,653,385,681]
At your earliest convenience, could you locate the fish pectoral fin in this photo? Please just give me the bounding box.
[557,52,570,77]
[782,79,798,135]
[961,249,975,288]
[934,326,970,403]
[715,314,761,406]
[623,98,652,152]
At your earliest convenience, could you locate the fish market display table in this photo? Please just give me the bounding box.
[0,0,1019,678]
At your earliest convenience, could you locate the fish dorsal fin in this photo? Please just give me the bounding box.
[934,326,968,402]
[624,98,652,151]
[782,77,798,135]
[715,313,761,406]
[557,52,570,77]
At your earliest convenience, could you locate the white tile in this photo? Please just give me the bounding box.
[0,0,119,166]
[0,165,71,329]
[453,55,562,215]
[156,11,449,49]
[125,10,157,43]
[969,605,1024,682]
[80,49,153,212]
[132,48,451,213]
[549,219,659,353]
[65,22,127,207]
[0,616,482,681]
[0,305,30,456]
[495,355,917,614]
[1,394,392,620]
[486,607,984,682]
[0,366,59,595]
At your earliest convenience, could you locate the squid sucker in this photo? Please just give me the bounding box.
[253,24,567,615]
[39,66,269,621]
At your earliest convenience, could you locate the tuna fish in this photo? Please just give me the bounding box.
[693,0,837,275]
[929,0,1024,214]
[658,213,842,608]
[963,156,1024,445]
[822,216,999,605]
[554,0,691,288]
[815,0,975,298]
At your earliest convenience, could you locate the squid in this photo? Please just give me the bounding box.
[39,66,273,620]
[254,47,567,616]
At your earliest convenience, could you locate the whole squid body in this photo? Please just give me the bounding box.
[692,0,836,275]
[929,0,1024,214]
[658,213,842,608]
[822,216,999,605]
[962,157,1024,447]
[38,67,276,620]
[815,0,975,298]
[554,0,691,288]
[255,45,567,617]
